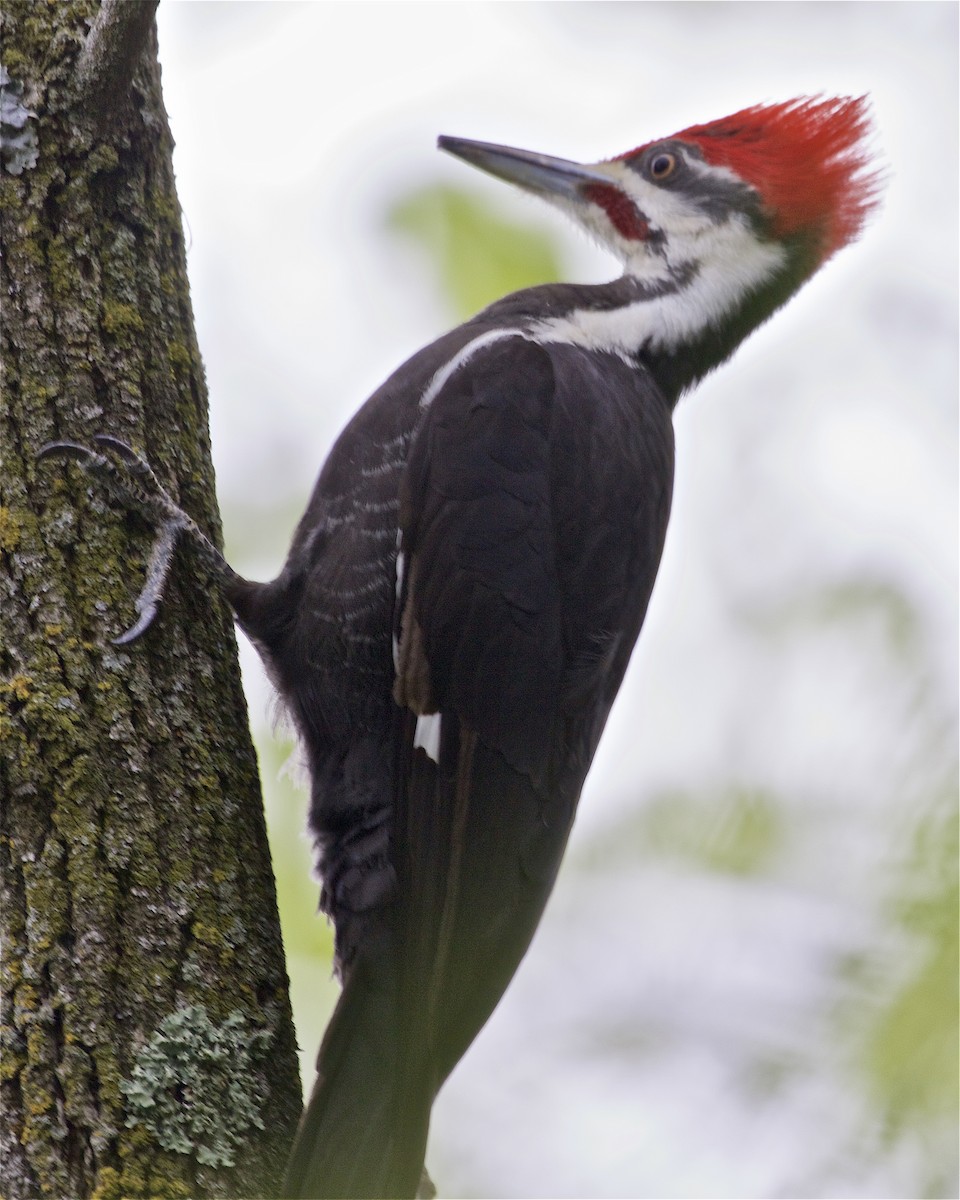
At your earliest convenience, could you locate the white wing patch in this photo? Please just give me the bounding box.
[395,546,406,602]
[392,543,405,671]
[413,712,442,763]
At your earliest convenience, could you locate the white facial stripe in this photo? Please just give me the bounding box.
[413,712,442,763]
[601,159,714,233]
[550,160,741,287]
[421,328,528,408]
[683,153,748,190]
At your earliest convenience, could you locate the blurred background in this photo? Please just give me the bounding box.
[156,4,957,1196]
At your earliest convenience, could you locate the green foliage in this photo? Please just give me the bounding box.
[120,1005,270,1168]
[859,793,959,1179]
[642,787,783,876]
[258,733,340,1096]
[386,183,563,320]
[578,787,784,878]
[260,736,334,965]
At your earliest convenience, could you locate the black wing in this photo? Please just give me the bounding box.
[389,335,674,1139]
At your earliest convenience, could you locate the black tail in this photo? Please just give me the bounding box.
[283,958,432,1200]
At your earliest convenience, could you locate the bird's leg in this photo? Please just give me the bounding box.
[38,434,244,644]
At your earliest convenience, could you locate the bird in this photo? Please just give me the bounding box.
[42,96,879,1199]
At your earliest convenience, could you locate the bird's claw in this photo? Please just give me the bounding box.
[39,435,189,528]
[37,438,105,465]
[38,434,194,644]
[90,433,142,462]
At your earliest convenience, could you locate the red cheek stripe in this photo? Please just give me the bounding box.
[583,183,650,241]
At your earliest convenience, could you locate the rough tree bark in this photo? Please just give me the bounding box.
[0,3,302,1197]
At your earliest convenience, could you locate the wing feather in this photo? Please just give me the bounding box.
[388,335,675,1115]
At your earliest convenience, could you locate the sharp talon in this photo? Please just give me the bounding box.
[112,603,158,645]
[92,434,142,463]
[37,440,98,463]
[111,520,181,644]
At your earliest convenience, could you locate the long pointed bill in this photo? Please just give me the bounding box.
[437,135,610,202]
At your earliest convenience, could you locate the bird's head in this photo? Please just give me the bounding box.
[439,97,880,385]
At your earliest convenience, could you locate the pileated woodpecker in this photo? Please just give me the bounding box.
[43,97,878,1199]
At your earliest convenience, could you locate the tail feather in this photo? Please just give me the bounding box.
[284,715,577,1199]
[283,960,431,1200]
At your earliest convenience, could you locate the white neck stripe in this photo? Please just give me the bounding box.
[533,229,787,358]
[420,328,528,408]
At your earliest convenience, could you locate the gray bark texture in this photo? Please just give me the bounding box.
[0,2,303,1196]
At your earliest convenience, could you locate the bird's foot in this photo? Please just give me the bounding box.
[38,434,236,644]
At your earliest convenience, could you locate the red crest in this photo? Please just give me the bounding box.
[628,96,881,261]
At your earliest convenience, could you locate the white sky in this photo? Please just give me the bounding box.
[156,4,958,1195]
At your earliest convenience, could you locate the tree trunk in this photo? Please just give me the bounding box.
[0,3,302,1196]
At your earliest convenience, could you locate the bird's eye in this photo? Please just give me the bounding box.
[650,152,676,181]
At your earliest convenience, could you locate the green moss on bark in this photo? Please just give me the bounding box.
[1,2,302,1196]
